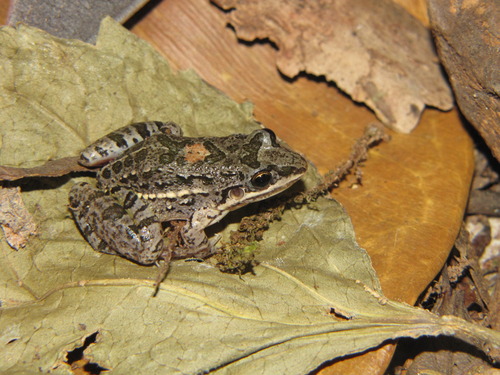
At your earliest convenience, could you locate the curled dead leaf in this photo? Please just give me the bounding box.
[213,0,453,132]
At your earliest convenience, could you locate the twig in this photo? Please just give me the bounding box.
[152,222,184,297]
[0,156,90,181]
[297,122,390,203]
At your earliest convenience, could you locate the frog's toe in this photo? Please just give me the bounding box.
[209,234,222,247]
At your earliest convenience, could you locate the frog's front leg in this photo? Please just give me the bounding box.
[80,121,183,167]
[172,220,219,259]
[69,183,165,265]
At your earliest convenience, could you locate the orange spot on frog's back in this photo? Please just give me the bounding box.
[183,143,211,163]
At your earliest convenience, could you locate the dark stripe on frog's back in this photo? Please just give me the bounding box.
[240,131,265,169]
[98,136,174,188]
[106,132,129,149]
[200,140,226,164]
[104,121,171,150]
[132,122,159,139]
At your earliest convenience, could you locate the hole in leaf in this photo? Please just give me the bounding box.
[66,331,109,374]
[66,331,98,363]
[329,308,351,320]
[83,362,109,374]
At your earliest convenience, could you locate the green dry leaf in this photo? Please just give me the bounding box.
[0,18,498,375]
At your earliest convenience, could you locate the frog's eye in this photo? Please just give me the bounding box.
[251,170,273,188]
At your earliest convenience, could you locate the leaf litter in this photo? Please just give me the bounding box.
[213,0,454,133]
[0,17,498,375]
[0,186,37,249]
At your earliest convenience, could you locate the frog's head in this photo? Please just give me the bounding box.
[220,129,307,212]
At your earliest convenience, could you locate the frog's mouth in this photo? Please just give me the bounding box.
[218,170,306,213]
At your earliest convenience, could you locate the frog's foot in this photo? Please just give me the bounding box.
[169,220,221,259]
[69,182,164,265]
[171,243,215,259]
[170,236,219,260]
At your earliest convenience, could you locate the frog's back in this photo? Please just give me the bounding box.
[97,133,242,195]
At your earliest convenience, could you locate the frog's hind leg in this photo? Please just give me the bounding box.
[79,121,183,167]
[69,182,164,265]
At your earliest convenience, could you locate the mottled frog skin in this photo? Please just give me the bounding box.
[69,121,307,265]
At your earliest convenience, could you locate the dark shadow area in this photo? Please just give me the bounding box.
[123,0,164,30]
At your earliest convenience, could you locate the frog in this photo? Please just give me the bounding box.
[69,121,307,265]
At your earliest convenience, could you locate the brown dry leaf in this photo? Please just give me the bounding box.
[0,186,37,249]
[392,0,430,27]
[428,0,500,162]
[130,1,474,373]
[0,2,8,23]
[213,0,453,133]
